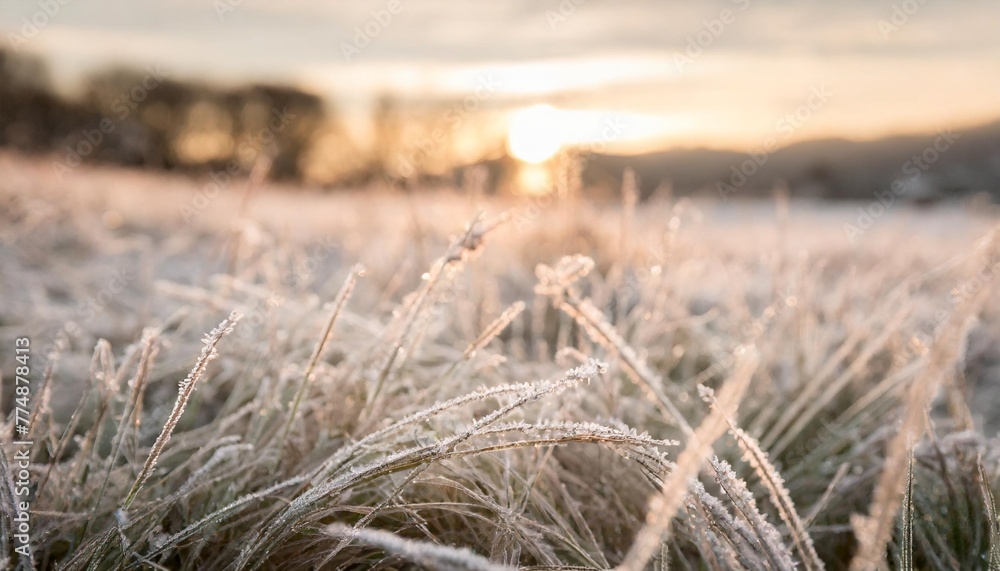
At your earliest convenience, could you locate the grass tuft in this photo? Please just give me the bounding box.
[2,173,999,569]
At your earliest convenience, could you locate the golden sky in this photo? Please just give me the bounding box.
[3,0,999,155]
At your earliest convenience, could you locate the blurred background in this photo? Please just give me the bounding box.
[1,0,999,199]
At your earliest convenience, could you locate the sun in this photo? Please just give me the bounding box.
[506,104,565,163]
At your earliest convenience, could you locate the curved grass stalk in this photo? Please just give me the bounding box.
[238,360,607,570]
[278,265,362,449]
[121,311,241,511]
[616,349,759,571]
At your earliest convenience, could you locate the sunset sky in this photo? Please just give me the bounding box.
[3,0,999,155]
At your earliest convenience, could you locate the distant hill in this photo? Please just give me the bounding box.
[588,120,1000,201]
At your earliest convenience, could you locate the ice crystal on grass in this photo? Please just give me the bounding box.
[12,176,1000,570]
[326,524,513,570]
[122,310,241,510]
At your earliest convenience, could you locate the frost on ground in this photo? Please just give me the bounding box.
[1,155,999,569]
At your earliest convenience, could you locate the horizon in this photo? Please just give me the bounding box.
[3,0,999,157]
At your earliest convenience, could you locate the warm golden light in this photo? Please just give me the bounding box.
[507,104,565,163]
[515,163,552,195]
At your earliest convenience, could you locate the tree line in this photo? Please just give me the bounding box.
[0,49,506,187]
